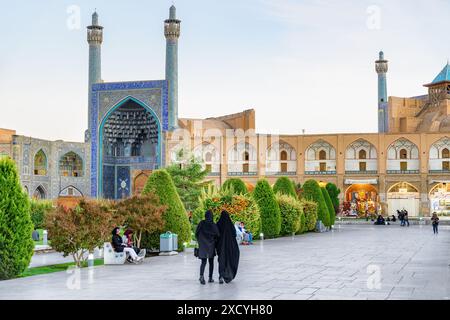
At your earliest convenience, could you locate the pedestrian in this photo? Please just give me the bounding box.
[195,210,220,285]
[404,210,410,227]
[431,212,439,234]
[398,210,404,226]
[216,210,240,284]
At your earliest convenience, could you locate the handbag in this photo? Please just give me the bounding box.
[194,247,199,257]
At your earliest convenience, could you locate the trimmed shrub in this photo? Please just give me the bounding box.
[253,179,281,238]
[326,183,341,212]
[222,178,248,194]
[0,158,34,279]
[301,200,318,232]
[193,185,261,238]
[273,177,297,198]
[276,194,304,236]
[30,199,53,230]
[321,187,335,227]
[143,169,191,249]
[301,179,330,227]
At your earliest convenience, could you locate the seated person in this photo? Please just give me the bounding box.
[374,215,386,225]
[111,227,143,263]
[234,221,244,244]
[122,229,146,262]
[240,222,253,245]
[391,215,397,222]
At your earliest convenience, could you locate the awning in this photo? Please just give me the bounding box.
[345,178,378,185]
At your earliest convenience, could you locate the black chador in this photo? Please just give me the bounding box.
[195,210,220,259]
[216,211,240,283]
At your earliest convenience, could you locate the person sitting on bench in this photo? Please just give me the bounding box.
[123,229,146,262]
[111,227,143,263]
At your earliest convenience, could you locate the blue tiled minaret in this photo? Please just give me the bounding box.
[86,12,103,141]
[375,51,389,133]
[164,5,181,130]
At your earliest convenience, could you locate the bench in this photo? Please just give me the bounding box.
[103,242,126,265]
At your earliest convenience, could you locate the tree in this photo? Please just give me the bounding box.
[45,199,115,267]
[30,199,53,230]
[326,183,341,213]
[276,194,304,235]
[0,158,34,279]
[273,177,297,197]
[222,178,248,194]
[301,179,330,227]
[321,187,335,227]
[114,193,166,248]
[166,155,210,213]
[252,179,281,238]
[143,169,191,249]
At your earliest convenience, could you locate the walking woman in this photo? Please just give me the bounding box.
[216,210,240,284]
[431,212,439,234]
[195,210,220,285]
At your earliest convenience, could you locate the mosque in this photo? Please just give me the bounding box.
[1,6,450,217]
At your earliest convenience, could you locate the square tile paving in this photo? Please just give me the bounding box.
[0,225,449,300]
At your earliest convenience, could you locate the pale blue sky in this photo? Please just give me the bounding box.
[1,0,449,141]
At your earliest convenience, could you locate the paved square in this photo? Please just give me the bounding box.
[0,225,449,300]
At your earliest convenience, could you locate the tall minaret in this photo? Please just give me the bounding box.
[164,5,181,130]
[375,51,388,133]
[86,12,103,141]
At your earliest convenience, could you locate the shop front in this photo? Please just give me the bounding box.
[387,182,420,217]
[429,182,450,217]
[343,179,379,217]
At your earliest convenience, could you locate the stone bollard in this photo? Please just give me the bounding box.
[43,230,48,246]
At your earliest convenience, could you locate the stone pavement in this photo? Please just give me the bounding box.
[1,225,449,300]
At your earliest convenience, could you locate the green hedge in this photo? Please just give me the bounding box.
[222,178,248,194]
[276,194,304,235]
[301,200,318,232]
[0,158,34,280]
[30,199,53,230]
[142,169,191,249]
[273,177,297,198]
[301,179,330,227]
[253,179,281,238]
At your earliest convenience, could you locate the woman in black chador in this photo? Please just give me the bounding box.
[216,210,240,284]
[195,210,220,285]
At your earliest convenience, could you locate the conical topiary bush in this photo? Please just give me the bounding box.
[0,158,34,279]
[143,169,191,249]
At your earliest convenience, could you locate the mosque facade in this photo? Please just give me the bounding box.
[1,7,450,217]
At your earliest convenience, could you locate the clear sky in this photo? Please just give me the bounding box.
[1,0,449,141]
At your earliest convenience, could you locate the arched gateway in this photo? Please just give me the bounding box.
[89,81,169,200]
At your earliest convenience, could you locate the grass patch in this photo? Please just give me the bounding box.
[20,258,104,278]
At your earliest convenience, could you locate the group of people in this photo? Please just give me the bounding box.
[195,210,240,285]
[235,221,253,245]
[111,227,146,263]
[396,209,410,227]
